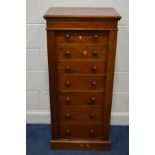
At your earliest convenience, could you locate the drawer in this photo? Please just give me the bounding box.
[59,124,104,139]
[57,45,108,60]
[56,31,108,43]
[58,92,104,105]
[58,75,106,90]
[57,61,106,74]
[59,106,103,123]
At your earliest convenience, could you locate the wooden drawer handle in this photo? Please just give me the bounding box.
[91,81,96,86]
[90,113,95,118]
[93,51,98,56]
[91,97,96,104]
[66,129,71,134]
[65,97,70,102]
[66,113,70,118]
[91,66,97,72]
[80,144,83,148]
[83,50,87,56]
[94,34,98,39]
[86,144,90,148]
[65,34,70,39]
[65,51,70,56]
[66,65,70,72]
[65,81,70,86]
[79,35,82,40]
[90,129,95,134]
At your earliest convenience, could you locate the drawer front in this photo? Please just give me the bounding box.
[58,92,104,105]
[57,61,106,74]
[56,31,108,43]
[57,45,107,60]
[58,75,105,90]
[60,124,103,139]
[59,106,103,123]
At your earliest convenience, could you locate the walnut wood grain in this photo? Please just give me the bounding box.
[57,61,107,74]
[56,31,108,43]
[58,75,106,91]
[47,31,59,139]
[102,30,118,140]
[44,7,121,19]
[59,124,104,139]
[58,92,105,105]
[51,139,111,150]
[46,20,118,30]
[59,106,103,123]
[57,45,108,60]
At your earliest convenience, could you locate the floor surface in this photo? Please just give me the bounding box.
[26,124,129,155]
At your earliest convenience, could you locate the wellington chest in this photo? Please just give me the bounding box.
[44,7,121,151]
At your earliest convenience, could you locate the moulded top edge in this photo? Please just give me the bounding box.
[43,7,121,20]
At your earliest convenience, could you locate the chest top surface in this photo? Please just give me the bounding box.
[44,7,121,20]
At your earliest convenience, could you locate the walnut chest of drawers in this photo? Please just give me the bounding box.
[44,7,121,151]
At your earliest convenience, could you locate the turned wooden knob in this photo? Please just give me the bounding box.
[83,50,87,55]
[65,81,70,86]
[65,97,70,102]
[79,35,82,40]
[90,113,95,118]
[66,65,70,72]
[94,34,98,39]
[86,144,90,148]
[65,51,70,56]
[91,97,96,104]
[90,129,95,134]
[91,81,96,86]
[66,129,71,134]
[65,34,70,39]
[66,113,70,118]
[92,66,97,72]
[80,144,83,148]
[93,51,98,56]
